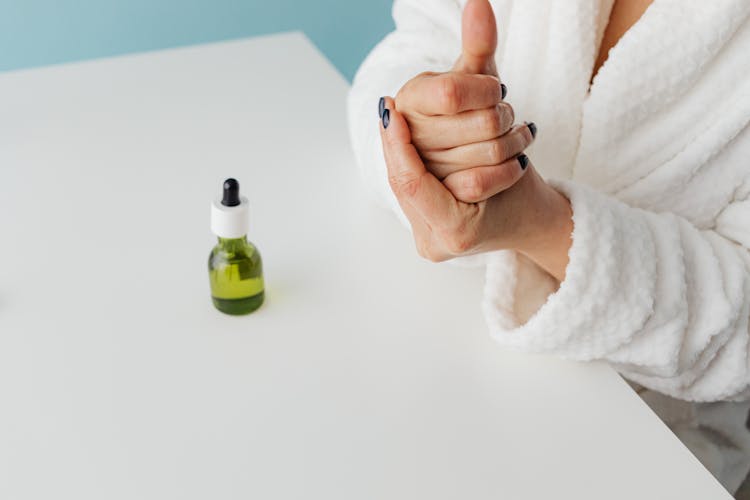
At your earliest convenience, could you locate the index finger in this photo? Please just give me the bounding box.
[396,72,502,116]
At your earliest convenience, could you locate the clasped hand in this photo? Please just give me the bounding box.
[378,0,573,281]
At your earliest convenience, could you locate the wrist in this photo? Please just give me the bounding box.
[515,178,573,282]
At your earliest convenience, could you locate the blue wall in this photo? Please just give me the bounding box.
[0,0,395,80]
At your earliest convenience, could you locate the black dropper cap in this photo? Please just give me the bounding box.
[221,178,241,207]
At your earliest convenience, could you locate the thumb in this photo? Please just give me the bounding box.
[379,97,457,223]
[454,0,498,76]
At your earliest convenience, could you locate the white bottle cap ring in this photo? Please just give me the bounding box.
[211,196,249,238]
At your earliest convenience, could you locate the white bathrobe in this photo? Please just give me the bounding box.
[348,0,750,493]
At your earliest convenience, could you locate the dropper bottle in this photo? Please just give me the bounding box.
[208,178,265,315]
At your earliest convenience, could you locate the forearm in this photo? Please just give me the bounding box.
[483,168,573,282]
[516,174,573,282]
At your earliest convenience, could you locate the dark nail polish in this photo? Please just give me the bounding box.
[378,97,385,118]
[518,154,529,170]
[382,108,390,129]
[526,121,537,138]
[501,83,508,100]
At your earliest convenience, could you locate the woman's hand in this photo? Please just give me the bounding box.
[392,0,536,203]
[379,97,573,281]
[381,1,572,280]
[393,74,536,202]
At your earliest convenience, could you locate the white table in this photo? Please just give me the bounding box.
[0,32,730,499]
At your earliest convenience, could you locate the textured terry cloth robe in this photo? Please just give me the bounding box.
[347,0,750,493]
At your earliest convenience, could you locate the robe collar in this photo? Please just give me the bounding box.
[491,0,749,190]
[574,0,750,191]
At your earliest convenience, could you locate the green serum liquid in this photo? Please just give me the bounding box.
[208,236,264,315]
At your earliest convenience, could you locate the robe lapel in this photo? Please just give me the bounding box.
[574,0,750,192]
[494,0,613,181]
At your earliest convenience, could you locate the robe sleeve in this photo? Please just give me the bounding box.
[484,159,750,402]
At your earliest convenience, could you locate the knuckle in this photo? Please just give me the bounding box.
[480,75,501,101]
[394,93,411,116]
[499,103,515,129]
[482,107,503,136]
[394,85,408,106]
[488,138,507,164]
[460,172,486,202]
[443,229,477,255]
[396,73,430,110]
[438,75,462,113]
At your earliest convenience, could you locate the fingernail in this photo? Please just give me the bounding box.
[526,121,537,138]
[378,97,385,118]
[517,154,529,170]
[382,108,390,129]
[501,83,508,100]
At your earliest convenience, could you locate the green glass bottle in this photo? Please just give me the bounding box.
[208,178,264,315]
